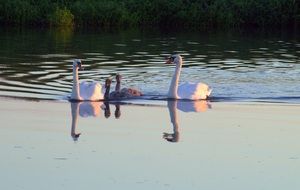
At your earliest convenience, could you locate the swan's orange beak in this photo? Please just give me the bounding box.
[165,57,172,64]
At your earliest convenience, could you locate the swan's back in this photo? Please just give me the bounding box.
[109,87,142,99]
[121,88,142,96]
[79,81,103,101]
[178,82,212,100]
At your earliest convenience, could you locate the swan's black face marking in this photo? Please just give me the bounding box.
[76,60,83,70]
[170,57,175,63]
[166,55,176,64]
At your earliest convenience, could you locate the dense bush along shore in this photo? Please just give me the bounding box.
[0,0,299,28]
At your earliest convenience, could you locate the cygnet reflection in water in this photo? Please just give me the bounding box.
[103,101,122,119]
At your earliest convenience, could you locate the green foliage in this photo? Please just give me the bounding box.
[0,0,298,28]
[50,7,74,26]
[71,0,126,26]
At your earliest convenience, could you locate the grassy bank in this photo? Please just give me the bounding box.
[0,0,299,28]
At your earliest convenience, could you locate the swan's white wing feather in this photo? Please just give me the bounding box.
[178,82,197,99]
[178,82,212,100]
[79,81,103,101]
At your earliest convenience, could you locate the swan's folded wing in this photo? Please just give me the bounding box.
[178,82,211,100]
[195,83,212,99]
[178,82,197,99]
[79,82,103,100]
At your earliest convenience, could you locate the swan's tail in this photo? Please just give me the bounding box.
[207,87,212,97]
[196,83,212,100]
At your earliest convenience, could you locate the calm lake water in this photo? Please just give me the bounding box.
[1,99,300,190]
[1,27,300,190]
[0,27,299,103]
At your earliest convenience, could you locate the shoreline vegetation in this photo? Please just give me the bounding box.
[0,0,299,29]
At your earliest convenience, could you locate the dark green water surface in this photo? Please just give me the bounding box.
[0,27,299,102]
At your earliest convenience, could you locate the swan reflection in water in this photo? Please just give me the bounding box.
[163,100,211,143]
[70,101,121,141]
[70,102,100,141]
[70,99,211,142]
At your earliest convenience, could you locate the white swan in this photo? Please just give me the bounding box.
[71,59,104,101]
[166,54,212,100]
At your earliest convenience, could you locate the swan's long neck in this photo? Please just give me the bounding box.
[115,81,121,92]
[71,66,81,100]
[168,61,182,99]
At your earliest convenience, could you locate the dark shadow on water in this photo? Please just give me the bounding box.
[208,96,300,104]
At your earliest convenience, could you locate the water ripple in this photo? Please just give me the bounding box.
[0,29,300,103]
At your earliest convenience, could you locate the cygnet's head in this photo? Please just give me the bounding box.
[105,78,112,88]
[165,54,182,65]
[116,73,122,83]
[73,59,82,69]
